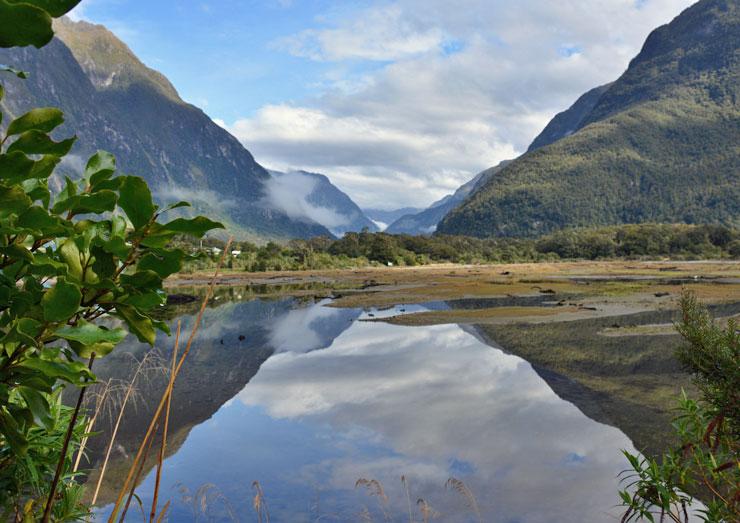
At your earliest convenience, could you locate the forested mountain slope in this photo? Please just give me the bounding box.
[438,0,739,238]
[0,18,331,241]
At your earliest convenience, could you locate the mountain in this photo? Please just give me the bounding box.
[386,161,509,235]
[267,170,379,236]
[363,207,423,230]
[439,0,740,238]
[526,83,613,152]
[0,18,332,242]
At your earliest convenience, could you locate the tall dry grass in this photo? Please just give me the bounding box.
[106,237,232,522]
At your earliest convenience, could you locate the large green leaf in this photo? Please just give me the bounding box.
[57,240,82,281]
[18,357,93,384]
[116,304,156,345]
[18,386,53,429]
[1,317,42,350]
[6,0,81,17]
[17,205,69,234]
[137,248,185,278]
[85,150,116,186]
[0,408,28,454]
[162,216,225,237]
[120,269,162,292]
[0,0,52,48]
[0,150,34,184]
[7,130,76,156]
[28,154,60,180]
[56,320,126,357]
[55,320,126,346]
[41,278,81,322]
[0,185,32,219]
[52,189,117,216]
[90,243,116,278]
[27,253,67,278]
[118,176,156,229]
[123,291,166,311]
[6,107,64,136]
[0,244,33,264]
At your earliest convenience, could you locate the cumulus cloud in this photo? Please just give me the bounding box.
[224,0,694,209]
[274,5,445,61]
[265,171,350,232]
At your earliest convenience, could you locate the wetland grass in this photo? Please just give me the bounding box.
[107,238,232,522]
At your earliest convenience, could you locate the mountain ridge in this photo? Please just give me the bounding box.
[438,0,740,238]
[0,18,333,242]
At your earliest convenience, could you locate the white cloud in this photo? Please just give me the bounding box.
[238,320,637,521]
[274,5,445,61]
[225,0,695,209]
[264,171,351,232]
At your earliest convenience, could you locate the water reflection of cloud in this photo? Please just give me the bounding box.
[268,300,360,353]
[239,321,635,522]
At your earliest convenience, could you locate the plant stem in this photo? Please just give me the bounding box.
[42,353,96,523]
[149,321,181,522]
[107,238,232,522]
[120,421,159,522]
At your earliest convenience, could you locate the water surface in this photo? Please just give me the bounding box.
[92,296,636,522]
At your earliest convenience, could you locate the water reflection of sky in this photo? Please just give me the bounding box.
[95,300,636,522]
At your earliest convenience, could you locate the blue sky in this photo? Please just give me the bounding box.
[70,0,365,121]
[69,0,696,209]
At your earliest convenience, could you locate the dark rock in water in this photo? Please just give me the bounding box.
[167,293,198,305]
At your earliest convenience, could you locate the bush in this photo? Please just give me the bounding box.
[0,7,221,519]
[619,292,739,522]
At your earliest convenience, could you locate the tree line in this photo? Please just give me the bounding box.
[180,223,740,273]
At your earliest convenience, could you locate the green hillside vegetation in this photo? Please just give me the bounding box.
[180,223,740,273]
[439,0,740,238]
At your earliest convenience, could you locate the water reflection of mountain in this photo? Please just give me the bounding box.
[469,302,740,458]
[85,296,361,505]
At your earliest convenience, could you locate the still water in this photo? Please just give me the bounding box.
[91,294,635,522]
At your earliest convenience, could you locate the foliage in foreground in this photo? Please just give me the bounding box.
[0,4,222,520]
[179,223,740,273]
[619,293,739,522]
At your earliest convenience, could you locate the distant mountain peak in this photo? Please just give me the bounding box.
[267,170,378,236]
[53,17,183,103]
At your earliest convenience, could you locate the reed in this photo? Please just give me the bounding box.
[73,379,111,473]
[120,421,159,520]
[149,320,181,522]
[355,478,390,521]
[445,477,482,523]
[91,352,160,505]
[252,480,270,523]
[401,475,413,523]
[107,238,232,522]
[416,499,438,523]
